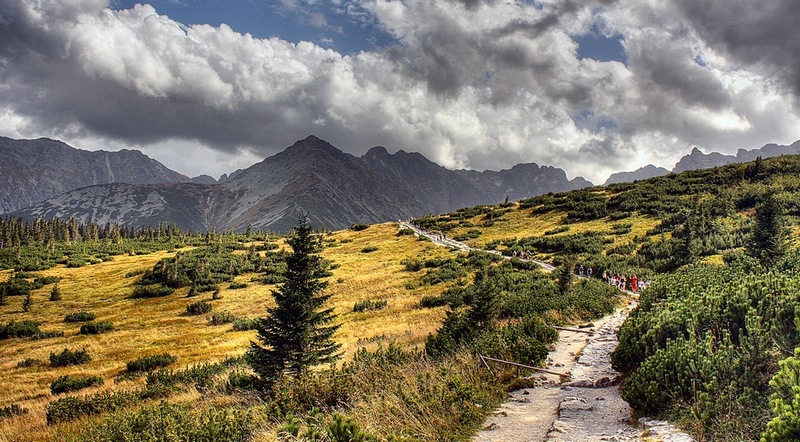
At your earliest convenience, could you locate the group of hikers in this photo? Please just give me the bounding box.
[577,265,648,293]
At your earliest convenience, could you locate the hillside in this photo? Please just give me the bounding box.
[606,139,800,185]
[3,154,800,441]
[0,137,191,214]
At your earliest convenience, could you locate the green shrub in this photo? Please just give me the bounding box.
[763,348,800,442]
[16,358,42,368]
[0,320,41,339]
[402,259,424,272]
[33,330,65,340]
[46,389,162,424]
[65,311,96,322]
[79,321,114,335]
[0,404,28,420]
[350,223,370,231]
[50,375,104,395]
[145,362,228,391]
[49,283,62,301]
[232,317,259,331]
[360,246,378,253]
[208,311,237,325]
[352,299,388,313]
[278,411,378,442]
[397,228,415,236]
[35,275,60,285]
[419,295,448,308]
[228,281,248,289]
[131,285,174,298]
[50,348,91,367]
[195,283,218,293]
[126,353,177,373]
[187,301,212,315]
[613,263,800,440]
[74,402,253,442]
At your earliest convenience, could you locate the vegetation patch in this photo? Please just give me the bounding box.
[126,353,177,373]
[131,284,174,298]
[50,375,104,395]
[0,404,28,420]
[352,299,388,313]
[64,311,96,323]
[186,300,212,315]
[79,321,114,335]
[50,348,91,367]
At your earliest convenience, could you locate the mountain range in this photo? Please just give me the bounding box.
[3,136,590,232]
[6,135,800,232]
[603,140,800,185]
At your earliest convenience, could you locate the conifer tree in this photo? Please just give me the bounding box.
[247,214,341,387]
[748,194,787,267]
[49,283,62,301]
[555,256,576,296]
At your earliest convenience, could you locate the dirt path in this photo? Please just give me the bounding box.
[398,222,694,441]
[398,221,555,272]
[475,302,694,442]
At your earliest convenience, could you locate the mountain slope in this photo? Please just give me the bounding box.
[12,136,592,232]
[673,140,800,173]
[603,164,670,186]
[0,137,190,213]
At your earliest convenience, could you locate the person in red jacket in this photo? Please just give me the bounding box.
[631,275,638,293]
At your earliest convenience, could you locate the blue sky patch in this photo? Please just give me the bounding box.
[111,0,396,54]
[573,33,626,64]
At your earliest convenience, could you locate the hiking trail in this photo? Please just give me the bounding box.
[399,221,694,442]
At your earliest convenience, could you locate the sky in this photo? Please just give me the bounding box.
[1,1,799,184]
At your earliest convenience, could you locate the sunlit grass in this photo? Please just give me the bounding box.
[0,223,458,440]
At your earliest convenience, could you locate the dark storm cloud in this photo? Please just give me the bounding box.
[1,0,799,184]
[675,0,800,98]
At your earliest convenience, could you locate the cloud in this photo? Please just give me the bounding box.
[0,0,799,184]
[674,0,800,98]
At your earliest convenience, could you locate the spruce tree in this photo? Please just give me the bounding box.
[247,214,341,387]
[49,283,62,301]
[748,194,787,267]
[556,256,576,296]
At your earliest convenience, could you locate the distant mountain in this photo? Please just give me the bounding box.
[0,137,190,213]
[673,140,800,174]
[12,136,591,232]
[603,140,800,185]
[603,164,670,186]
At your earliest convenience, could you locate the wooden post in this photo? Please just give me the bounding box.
[478,355,568,378]
[552,325,594,334]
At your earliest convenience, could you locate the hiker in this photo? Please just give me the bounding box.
[631,275,638,293]
[578,265,584,277]
[587,267,593,278]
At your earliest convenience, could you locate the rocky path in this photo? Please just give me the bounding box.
[398,221,555,272]
[398,222,694,442]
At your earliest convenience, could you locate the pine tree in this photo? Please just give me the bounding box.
[49,283,62,301]
[247,214,341,387]
[22,293,31,312]
[556,256,576,296]
[748,194,787,267]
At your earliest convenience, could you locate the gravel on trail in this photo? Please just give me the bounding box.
[399,221,694,441]
[475,303,694,442]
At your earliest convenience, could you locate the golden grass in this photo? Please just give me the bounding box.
[0,223,458,440]
[445,203,661,254]
[0,208,649,440]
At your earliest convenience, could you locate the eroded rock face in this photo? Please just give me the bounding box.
[10,135,594,232]
[0,136,190,214]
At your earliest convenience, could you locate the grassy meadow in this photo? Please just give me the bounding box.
[7,155,800,441]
